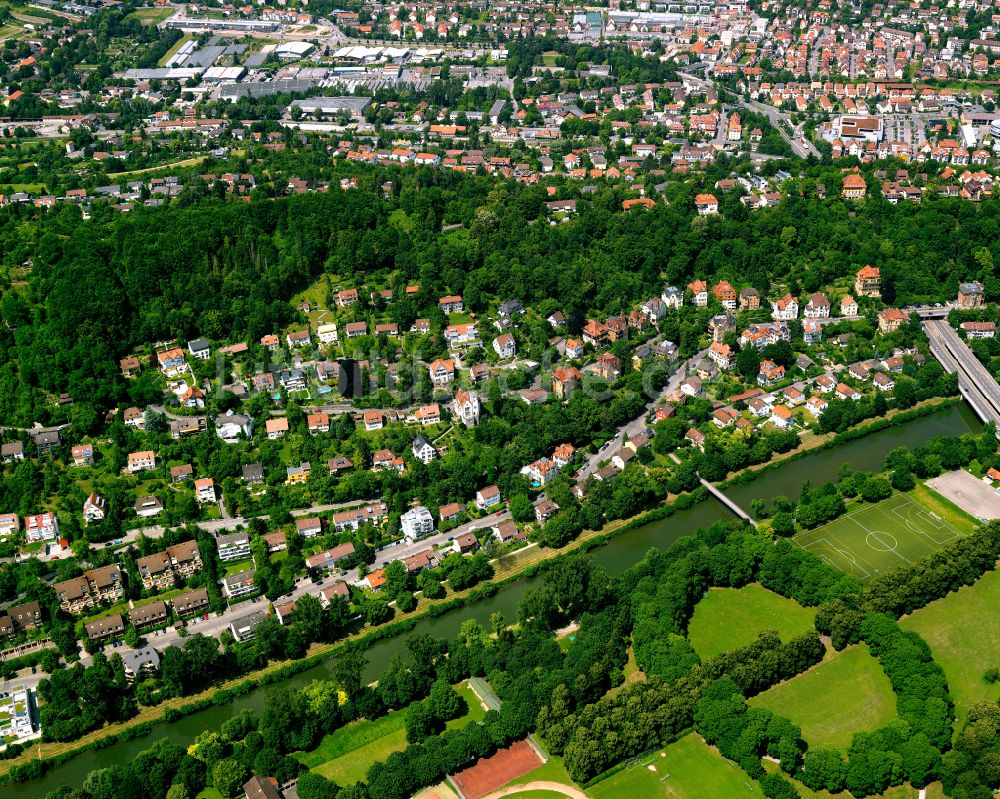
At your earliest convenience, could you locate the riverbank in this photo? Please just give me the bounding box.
[0,401,980,792]
[724,396,960,488]
[0,489,712,782]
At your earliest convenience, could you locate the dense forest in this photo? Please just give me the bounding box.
[2,167,1000,431]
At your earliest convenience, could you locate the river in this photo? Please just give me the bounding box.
[8,402,981,797]
[726,402,981,508]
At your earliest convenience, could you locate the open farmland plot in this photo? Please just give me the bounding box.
[793,493,966,581]
[124,7,174,24]
[749,644,897,751]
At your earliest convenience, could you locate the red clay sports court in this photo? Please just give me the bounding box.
[449,739,544,799]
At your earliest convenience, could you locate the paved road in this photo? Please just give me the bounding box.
[576,347,707,483]
[740,98,820,158]
[75,505,513,665]
[679,70,819,159]
[116,498,383,546]
[367,508,513,574]
[573,301,950,488]
[924,320,1000,436]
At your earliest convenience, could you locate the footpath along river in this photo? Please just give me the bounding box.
[6,402,981,797]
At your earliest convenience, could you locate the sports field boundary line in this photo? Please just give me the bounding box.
[848,511,913,565]
[793,527,883,573]
[828,493,911,525]
[886,494,962,545]
[791,492,971,581]
[793,534,874,579]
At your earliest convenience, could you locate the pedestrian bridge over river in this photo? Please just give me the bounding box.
[699,478,758,527]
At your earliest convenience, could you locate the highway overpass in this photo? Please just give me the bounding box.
[924,320,1000,436]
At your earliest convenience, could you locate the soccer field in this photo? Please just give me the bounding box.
[792,494,966,581]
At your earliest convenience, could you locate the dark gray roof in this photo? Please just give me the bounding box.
[242,463,264,482]
[121,646,160,675]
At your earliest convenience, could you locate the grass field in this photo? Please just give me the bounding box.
[749,644,897,751]
[588,734,761,799]
[761,761,946,799]
[687,584,817,659]
[499,793,565,799]
[503,792,568,799]
[901,568,1000,724]
[793,493,966,582]
[125,6,173,24]
[909,482,981,534]
[298,682,485,784]
[504,754,576,789]
[107,156,206,179]
[0,182,45,193]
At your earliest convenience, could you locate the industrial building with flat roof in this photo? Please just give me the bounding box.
[288,96,372,118]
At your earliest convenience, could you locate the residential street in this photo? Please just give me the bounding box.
[575,348,707,483]
[3,305,953,690]
[366,508,513,573]
[115,497,383,546]
[1,506,517,682]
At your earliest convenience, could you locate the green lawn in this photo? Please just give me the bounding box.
[388,208,413,233]
[505,754,576,788]
[125,6,173,24]
[588,734,761,799]
[291,275,330,311]
[749,644,897,751]
[223,558,254,577]
[762,761,945,799]
[621,645,641,681]
[195,789,224,799]
[299,682,485,785]
[11,10,52,23]
[687,584,817,659]
[901,568,1000,724]
[909,482,981,535]
[157,33,193,66]
[0,182,45,193]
